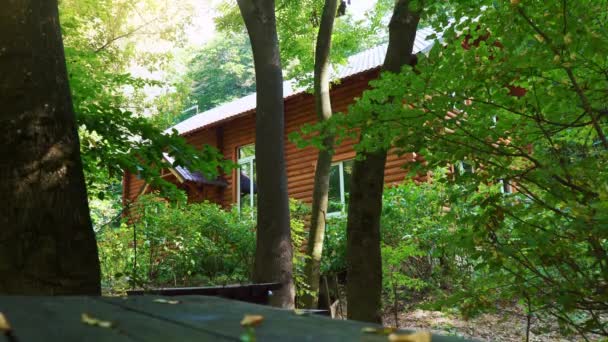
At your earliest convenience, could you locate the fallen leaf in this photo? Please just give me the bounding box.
[0,312,11,332]
[240,314,264,327]
[153,298,180,304]
[361,327,397,335]
[388,331,432,342]
[81,313,113,328]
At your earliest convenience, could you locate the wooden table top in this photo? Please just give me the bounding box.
[0,295,472,341]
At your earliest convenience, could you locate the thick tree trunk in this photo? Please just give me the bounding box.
[237,0,294,308]
[302,0,340,310]
[346,0,421,323]
[0,0,101,294]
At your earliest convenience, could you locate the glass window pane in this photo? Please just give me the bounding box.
[238,144,255,159]
[328,164,341,213]
[342,159,354,196]
[237,144,256,213]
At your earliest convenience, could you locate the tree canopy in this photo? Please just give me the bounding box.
[304,0,607,335]
[59,0,231,225]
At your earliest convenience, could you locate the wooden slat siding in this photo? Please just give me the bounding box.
[282,74,413,203]
[126,173,146,203]
[218,112,255,207]
[212,71,415,207]
[122,170,130,208]
[182,127,227,206]
[185,127,217,149]
[123,68,418,207]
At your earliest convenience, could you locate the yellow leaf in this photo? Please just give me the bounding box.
[153,298,180,304]
[293,309,307,316]
[361,327,397,335]
[240,314,264,327]
[0,312,12,332]
[388,331,432,342]
[81,313,113,328]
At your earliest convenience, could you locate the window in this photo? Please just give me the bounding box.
[499,179,513,194]
[328,159,354,215]
[456,161,474,176]
[237,144,256,213]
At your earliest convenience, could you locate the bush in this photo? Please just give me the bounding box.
[97,195,255,293]
[319,174,473,310]
[97,195,312,296]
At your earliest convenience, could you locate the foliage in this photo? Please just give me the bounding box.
[97,196,312,297]
[59,0,230,227]
[97,195,256,293]
[381,174,449,297]
[318,0,607,336]
[289,199,313,305]
[321,177,461,300]
[214,0,392,87]
[182,32,256,120]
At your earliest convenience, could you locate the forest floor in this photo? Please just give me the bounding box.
[332,296,595,341]
[380,307,593,342]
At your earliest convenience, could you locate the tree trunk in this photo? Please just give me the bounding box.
[0,0,101,294]
[237,0,294,308]
[302,0,340,310]
[346,0,421,323]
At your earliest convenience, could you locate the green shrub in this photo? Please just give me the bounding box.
[289,199,312,303]
[97,195,255,293]
[97,195,312,296]
[320,215,348,275]
[319,173,471,309]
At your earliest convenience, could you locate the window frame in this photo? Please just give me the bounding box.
[499,179,513,194]
[236,144,256,214]
[327,159,352,217]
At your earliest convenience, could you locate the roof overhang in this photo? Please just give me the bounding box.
[162,153,227,187]
[165,27,439,137]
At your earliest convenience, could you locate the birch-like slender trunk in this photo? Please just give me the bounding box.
[302,0,340,310]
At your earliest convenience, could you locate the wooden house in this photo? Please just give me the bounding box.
[123,28,436,214]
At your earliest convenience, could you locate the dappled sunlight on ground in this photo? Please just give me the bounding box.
[382,308,592,342]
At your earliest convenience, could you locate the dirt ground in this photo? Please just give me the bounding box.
[381,308,593,342]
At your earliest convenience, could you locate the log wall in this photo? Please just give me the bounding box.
[123,69,419,208]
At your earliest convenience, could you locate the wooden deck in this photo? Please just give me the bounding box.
[0,295,472,341]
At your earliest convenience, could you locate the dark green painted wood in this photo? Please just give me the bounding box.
[101,295,470,342]
[127,282,282,305]
[0,296,230,341]
[0,296,473,342]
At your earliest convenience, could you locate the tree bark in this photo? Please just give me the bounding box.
[0,0,101,294]
[346,0,421,323]
[302,0,340,310]
[236,0,294,308]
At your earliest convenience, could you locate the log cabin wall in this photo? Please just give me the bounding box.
[123,69,420,208]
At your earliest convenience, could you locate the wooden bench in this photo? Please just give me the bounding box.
[0,295,473,341]
[127,282,283,305]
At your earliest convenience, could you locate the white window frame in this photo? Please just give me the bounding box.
[327,160,351,217]
[456,160,475,175]
[236,145,256,214]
